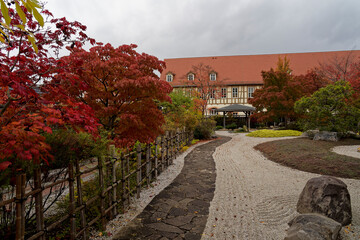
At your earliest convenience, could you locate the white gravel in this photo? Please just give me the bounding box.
[332,145,360,159]
[201,131,360,240]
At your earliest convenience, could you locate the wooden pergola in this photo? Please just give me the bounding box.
[215,104,256,129]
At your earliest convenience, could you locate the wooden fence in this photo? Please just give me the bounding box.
[0,129,193,240]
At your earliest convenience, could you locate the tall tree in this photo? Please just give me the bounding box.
[60,43,173,147]
[182,63,223,115]
[0,6,98,172]
[249,57,327,125]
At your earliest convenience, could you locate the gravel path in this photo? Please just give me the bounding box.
[201,131,360,240]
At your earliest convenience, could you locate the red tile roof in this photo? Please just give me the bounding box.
[160,50,360,86]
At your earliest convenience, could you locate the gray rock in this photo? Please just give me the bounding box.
[285,214,342,240]
[302,130,319,138]
[297,176,352,225]
[313,131,341,141]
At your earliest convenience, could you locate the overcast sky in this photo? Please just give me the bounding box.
[45,0,360,60]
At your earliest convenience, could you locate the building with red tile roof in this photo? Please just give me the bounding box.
[160,50,360,115]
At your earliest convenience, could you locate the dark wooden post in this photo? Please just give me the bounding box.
[15,173,26,240]
[165,131,169,167]
[154,137,158,179]
[99,156,106,228]
[75,160,88,239]
[121,153,126,210]
[161,135,165,172]
[136,144,142,199]
[111,160,117,218]
[146,144,150,187]
[68,162,76,240]
[34,168,45,240]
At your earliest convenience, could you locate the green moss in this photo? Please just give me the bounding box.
[246,129,302,138]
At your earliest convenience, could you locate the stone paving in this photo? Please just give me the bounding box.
[113,136,231,240]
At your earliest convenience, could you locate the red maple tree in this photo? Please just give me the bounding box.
[249,58,328,125]
[0,6,99,172]
[59,43,173,147]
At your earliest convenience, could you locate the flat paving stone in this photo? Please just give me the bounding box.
[112,136,231,240]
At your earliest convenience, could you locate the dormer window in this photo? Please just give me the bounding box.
[210,73,216,81]
[187,73,194,81]
[166,73,173,82]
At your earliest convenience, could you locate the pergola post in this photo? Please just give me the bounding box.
[223,111,227,128]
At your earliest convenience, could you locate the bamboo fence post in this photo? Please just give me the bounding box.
[121,153,126,210]
[176,129,180,155]
[109,145,117,217]
[34,168,45,240]
[170,131,174,164]
[126,152,130,205]
[136,144,142,199]
[75,160,88,240]
[15,173,25,240]
[68,162,76,240]
[161,135,165,172]
[107,163,113,220]
[146,144,151,186]
[165,131,169,167]
[154,137,158,179]
[99,156,106,229]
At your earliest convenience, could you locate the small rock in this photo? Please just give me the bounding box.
[297,176,352,225]
[285,213,342,240]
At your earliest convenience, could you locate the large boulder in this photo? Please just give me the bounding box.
[285,214,342,240]
[297,176,352,225]
[313,131,341,142]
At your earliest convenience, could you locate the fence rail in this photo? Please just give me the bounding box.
[0,129,193,240]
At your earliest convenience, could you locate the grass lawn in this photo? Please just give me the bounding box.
[255,137,360,179]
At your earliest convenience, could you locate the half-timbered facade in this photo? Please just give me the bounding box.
[160,50,360,115]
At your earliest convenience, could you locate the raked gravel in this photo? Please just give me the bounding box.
[201,131,360,240]
[91,132,360,239]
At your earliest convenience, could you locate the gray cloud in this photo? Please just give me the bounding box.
[46,0,360,59]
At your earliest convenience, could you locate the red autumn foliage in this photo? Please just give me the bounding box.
[316,52,360,95]
[249,58,328,124]
[59,43,172,147]
[0,6,99,171]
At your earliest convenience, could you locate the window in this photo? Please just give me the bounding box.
[210,108,218,115]
[248,87,254,98]
[221,88,227,98]
[232,87,238,98]
[210,73,216,81]
[166,74,173,82]
[188,73,194,81]
[209,90,215,99]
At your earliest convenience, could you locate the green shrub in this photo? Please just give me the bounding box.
[45,129,109,169]
[215,125,223,130]
[246,129,302,138]
[226,123,237,130]
[194,118,216,140]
